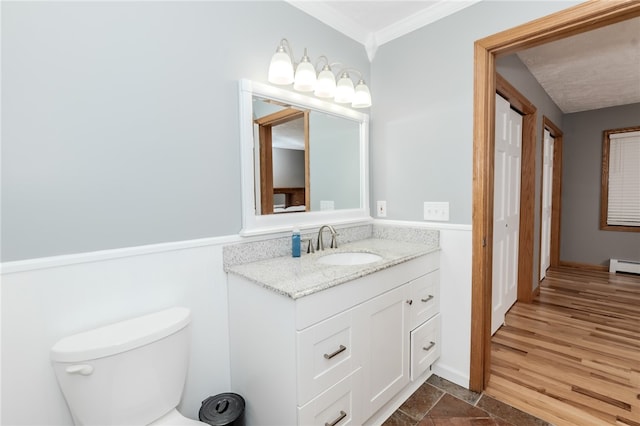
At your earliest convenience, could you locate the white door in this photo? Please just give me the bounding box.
[492,94,522,335]
[540,129,554,280]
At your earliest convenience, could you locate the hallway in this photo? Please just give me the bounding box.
[485,267,640,425]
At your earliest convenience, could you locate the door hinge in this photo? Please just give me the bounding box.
[482,237,487,247]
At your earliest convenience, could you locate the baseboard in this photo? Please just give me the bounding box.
[364,370,435,426]
[431,363,469,389]
[558,260,608,272]
[532,285,541,298]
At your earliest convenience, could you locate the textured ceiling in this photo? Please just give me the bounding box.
[517,16,640,113]
[291,1,640,114]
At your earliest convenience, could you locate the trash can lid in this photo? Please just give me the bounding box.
[199,393,245,426]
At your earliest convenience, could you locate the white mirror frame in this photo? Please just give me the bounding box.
[239,79,371,236]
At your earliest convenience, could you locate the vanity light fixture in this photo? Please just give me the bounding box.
[267,38,372,108]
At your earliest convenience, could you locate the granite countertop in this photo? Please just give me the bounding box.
[226,238,439,300]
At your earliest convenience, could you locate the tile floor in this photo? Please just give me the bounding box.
[382,375,551,426]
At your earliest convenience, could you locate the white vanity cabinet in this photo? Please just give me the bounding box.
[227,250,440,426]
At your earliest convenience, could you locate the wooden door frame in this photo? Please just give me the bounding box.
[470,0,640,391]
[255,108,309,214]
[538,117,563,284]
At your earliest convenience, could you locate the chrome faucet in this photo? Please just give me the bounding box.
[317,225,338,251]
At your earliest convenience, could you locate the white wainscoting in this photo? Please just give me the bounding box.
[432,227,472,387]
[1,236,237,425]
[1,223,472,425]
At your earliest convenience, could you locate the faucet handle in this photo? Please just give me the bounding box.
[302,238,315,254]
[330,233,339,249]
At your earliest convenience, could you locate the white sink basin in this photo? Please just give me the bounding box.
[317,252,382,266]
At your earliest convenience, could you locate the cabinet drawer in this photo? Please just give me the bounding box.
[409,270,439,329]
[410,313,441,381]
[297,307,361,404]
[298,368,363,426]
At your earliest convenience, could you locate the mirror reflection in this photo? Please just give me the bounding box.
[252,96,361,215]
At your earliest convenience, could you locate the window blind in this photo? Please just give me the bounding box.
[607,130,640,226]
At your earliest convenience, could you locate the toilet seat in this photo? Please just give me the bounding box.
[149,409,208,426]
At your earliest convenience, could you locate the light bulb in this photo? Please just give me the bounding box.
[334,73,354,104]
[314,66,336,98]
[352,80,372,108]
[293,51,316,92]
[268,45,293,85]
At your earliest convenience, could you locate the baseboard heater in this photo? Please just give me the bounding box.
[609,259,640,275]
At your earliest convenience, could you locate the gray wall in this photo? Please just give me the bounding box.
[496,54,564,288]
[369,1,579,225]
[272,148,305,188]
[562,103,640,266]
[1,1,369,261]
[310,112,360,210]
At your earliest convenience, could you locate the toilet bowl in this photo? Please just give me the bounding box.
[50,307,208,426]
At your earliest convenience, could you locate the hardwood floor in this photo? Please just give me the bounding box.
[485,267,640,426]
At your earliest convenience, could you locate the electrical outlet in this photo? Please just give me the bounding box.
[424,202,449,221]
[377,201,387,217]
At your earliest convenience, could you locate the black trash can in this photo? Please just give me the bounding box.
[199,393,245,426]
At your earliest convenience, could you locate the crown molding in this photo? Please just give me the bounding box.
[374,0,482,47]
[286,0,480,62]
[286,1,371,46]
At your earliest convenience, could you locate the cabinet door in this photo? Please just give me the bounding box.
[409,270,440,330]
[298,369,363,426]
[360,285,410,417]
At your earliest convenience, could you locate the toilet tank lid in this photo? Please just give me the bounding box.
[50,307,191,363]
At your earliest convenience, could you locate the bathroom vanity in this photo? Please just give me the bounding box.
[226,237,440,426]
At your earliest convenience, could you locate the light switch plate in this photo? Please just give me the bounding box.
[424,202,449,221]
[376,201,387,217]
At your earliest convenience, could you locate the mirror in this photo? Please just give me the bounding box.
[239,80,370,235]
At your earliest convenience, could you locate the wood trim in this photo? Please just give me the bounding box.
[496,74,537,305]
[558,260,609,272]
[531,284,540,299]
[600,126,640,233]
[470,39,494,392]
[470,0,640,393]
[479,1,640,58]
[256,108,307,215]
[259,125,273,215]
[255,108,304,126]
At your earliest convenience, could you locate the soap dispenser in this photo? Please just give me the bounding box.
[292,228,301,258]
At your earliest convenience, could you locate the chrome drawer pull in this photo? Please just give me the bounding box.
[325,410,347,426]
[423,341,436,352]
[421,295,434,303]
[324,345,346,360]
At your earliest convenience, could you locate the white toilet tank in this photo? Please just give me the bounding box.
[51,307,192,426]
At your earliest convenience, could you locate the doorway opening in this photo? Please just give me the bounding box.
[470,0,640,391]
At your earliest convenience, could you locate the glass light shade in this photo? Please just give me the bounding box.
[268,49,294,85]
[334,74,354,104]
[293,60,317,92]
[314,68,336,98]
[352,80,372,108]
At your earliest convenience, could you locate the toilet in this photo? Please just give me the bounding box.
[50,307,208,425]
